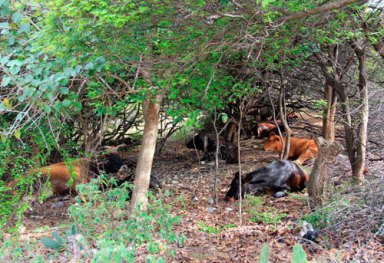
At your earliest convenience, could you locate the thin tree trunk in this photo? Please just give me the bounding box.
[308,137,343,208]
[131,94,162,211]
[323,82,337,141]
[237,100,244,225]
[338,90,356,164]
[278,86,291,160]
[79,118,92,187]
[351,42,369,183]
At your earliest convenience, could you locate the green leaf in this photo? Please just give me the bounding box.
[0,55,10,64]
[0,6,10,16]
[41,237,63,250]
[14,129,21,139]
[16,113,23,120]
[84,62,94,70]
[54,101,62,111]
[42,104,52,114]
[0,135,6,143]
[219,113,228,124]
[292,244,308,263]
[11,12,23,23]
[62,99,71,107]
[259,244,269,263]
[60,87,69,94]
[52,231,64,245]
[1,76,11,87]
[18,23,30,33]
[9,66,21,75]
[73,101,82,112]
[0,22,9,29]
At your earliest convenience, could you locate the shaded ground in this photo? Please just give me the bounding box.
[18,114,384,262]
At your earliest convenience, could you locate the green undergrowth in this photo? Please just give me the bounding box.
[198,222,236,234]
[243,195,287,224]
[1,177,184,262]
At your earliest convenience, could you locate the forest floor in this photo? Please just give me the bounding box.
[16,113,384,262]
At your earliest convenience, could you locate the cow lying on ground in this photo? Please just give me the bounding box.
[7,146,160,196]
[225,160,309,201]
[263,132,318,164]
[186,133,238,164]
[254,122,285,139]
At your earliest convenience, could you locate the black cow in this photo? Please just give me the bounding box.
[225,160,309,201]
[97,153,161,190]
[186,133,238,164]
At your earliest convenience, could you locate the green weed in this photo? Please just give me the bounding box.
[244,195,287,224]
[198,222,236,234]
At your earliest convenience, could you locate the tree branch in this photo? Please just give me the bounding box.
[277,0,368,23]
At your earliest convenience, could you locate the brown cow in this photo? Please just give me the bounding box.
[255,122,285,139]
[7,161,82,195]
[263,132,318,164]
[7,146,160,196]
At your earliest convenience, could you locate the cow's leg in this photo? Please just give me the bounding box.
[296,148,316,165]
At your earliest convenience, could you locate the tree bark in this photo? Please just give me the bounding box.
[322,82,337,141]
[308,137,343,208]
[350,41,369,183]
[278,86,291,160]
[316,48,364,183]
[131,94,162,211]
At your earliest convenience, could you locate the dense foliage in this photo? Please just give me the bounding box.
[0,0,383,260]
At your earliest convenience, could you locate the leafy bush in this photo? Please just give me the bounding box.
[302,197,350,229]
[67,178,183,262]
[1,177,183,262]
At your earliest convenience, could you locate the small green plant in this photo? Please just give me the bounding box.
[197,222,235,234]
[302,203,338,229]
[41,231,65,250]
[259,243,269,263]
[244,195,287,224]
[292,244,308,263]
[41,224,79,251]
[198,221,222,234]
[248,210,287,224]
[258,243,308,263]
[223,223,236,229]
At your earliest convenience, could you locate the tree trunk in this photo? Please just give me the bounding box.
[322,82,337,141]
[278,86,291,160]
[131,94,162,211]
[308,137,343,208]
[316,48,364,184]
[78,118,93,187]
[351,42,369,183]
[338,90,356,166]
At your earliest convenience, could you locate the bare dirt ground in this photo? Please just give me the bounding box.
[19,114,384,262]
